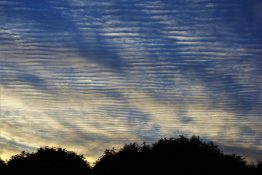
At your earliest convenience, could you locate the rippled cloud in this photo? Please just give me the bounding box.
[0,0,261,163]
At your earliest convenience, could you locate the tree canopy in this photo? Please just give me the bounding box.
[5,147,91,175]
[0,158,6,174]
[93,136,260,175]
[0,136,261,175]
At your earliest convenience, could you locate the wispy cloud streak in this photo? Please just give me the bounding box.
[0,0,261,162]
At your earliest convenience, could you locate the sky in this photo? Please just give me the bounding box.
[0,0,261,163]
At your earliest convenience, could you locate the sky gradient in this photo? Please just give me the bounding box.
[0,0,262,163]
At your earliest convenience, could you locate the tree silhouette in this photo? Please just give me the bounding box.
[1,136,261,175]
[6,147,92,175]
[0,158,6,174]
[256,161,262,175]
[93,136,254,175]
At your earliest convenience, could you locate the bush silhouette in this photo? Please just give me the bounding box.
[6,147,91,175]
[93,136,254,175]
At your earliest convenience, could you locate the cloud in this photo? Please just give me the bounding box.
[0,0,261,163]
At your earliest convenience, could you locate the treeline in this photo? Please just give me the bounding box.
[0,136,261,175]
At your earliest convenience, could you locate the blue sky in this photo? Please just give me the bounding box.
[0,0,261,163]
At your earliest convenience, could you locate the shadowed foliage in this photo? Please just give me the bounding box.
[0,158,6,174]
[0,136,261,175]
[257,161,262,173]
[93,136,259,175]
[6,147,92,175]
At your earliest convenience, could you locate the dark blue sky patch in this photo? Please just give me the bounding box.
[16,73,46,87]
